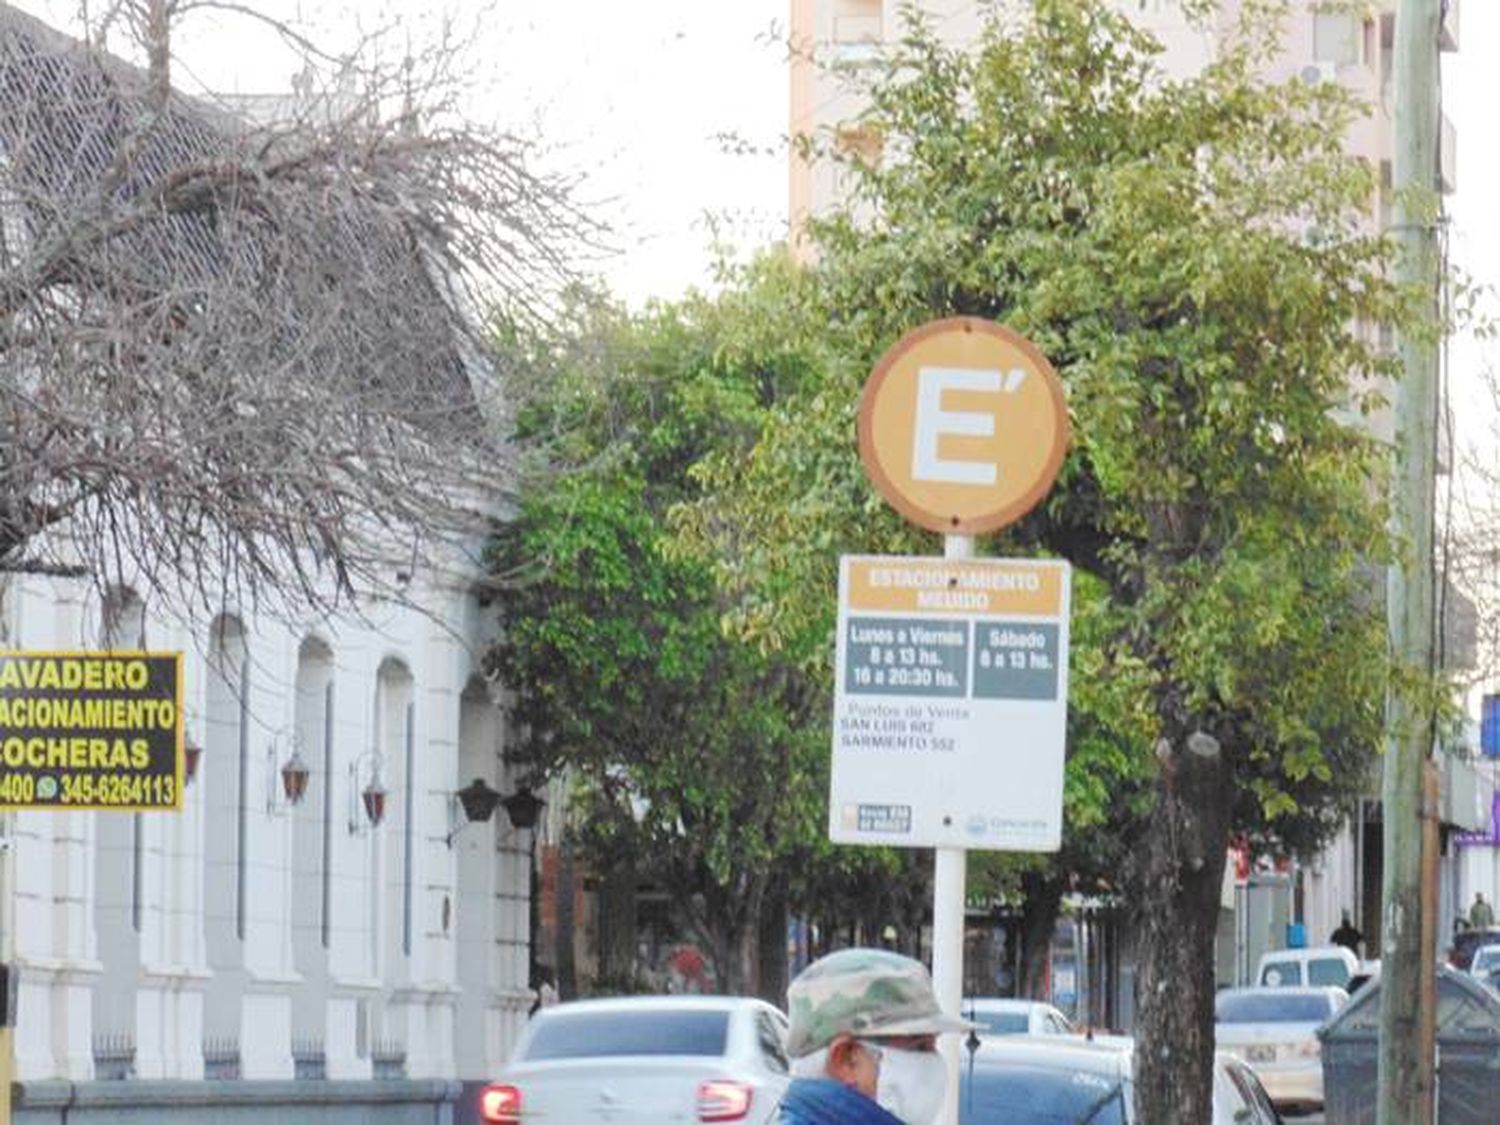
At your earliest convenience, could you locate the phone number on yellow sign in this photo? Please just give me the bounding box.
[0,772,177,806]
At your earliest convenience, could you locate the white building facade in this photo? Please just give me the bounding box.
[4,563,533,1120]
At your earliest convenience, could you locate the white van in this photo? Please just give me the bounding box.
[1255,945,1358,990]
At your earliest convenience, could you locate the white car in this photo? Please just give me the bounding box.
[1215,985,1346,1114]
[479,995,791,1124]
[962,997,1077,1037]
[1468,942,1500,981]
[1255,945,1358,990]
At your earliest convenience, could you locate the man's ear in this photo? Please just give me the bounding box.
[826,1036,862,1083]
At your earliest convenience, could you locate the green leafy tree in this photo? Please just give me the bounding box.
[488,284,846,996]
[679,2,1401,1116]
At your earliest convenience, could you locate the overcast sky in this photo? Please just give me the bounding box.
[11,2,1492,309]
[11,0,1498,451]
[10,0,789,307]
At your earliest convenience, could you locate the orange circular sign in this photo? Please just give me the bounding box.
[858,317,1069,535]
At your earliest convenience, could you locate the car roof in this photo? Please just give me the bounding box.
[1455,928,1500,946]
[1218,984,1345,997]
[1257,945,1356,960]
[966,1034,1132,1075]
[531,996,779,1017]
[963,998,1057,1013]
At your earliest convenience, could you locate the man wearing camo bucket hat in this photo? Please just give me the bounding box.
[777,948,975,1124]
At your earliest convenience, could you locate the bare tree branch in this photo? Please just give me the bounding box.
[0,2,602,617]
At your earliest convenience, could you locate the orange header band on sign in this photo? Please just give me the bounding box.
[845,559,1063,616]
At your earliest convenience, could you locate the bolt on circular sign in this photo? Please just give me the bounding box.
[858,317,1070,535]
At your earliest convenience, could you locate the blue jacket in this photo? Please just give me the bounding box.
[777,1077,905,1125]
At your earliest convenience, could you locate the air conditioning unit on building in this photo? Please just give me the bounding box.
[1299,61,1339,85]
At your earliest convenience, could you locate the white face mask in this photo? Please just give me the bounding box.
[868,1043,948,1125]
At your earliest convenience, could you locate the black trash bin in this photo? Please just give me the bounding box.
[1319,966,1500,1125]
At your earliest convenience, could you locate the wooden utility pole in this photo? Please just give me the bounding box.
[1378,2,1442,1123]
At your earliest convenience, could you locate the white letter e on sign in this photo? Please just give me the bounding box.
[911,366,1011,485]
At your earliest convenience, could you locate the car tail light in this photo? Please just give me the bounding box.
[479,1083,522,1124]
[697,1079,754,1122]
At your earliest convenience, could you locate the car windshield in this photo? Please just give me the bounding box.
[1472,947,1500,972]
[1308,959,1351,987]
[522,1009,730,1060]
[959,1065,1128,1125]
[971,1011,1030,1034]
[1217,993,1332,1024]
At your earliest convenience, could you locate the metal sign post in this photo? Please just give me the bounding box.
[841,317,1072,1124]
[932,533,970,1118]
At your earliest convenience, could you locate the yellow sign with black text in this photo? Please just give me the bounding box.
[0,652,183,810]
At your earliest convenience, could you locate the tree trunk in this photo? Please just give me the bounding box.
[757,885,788,1006]
[682,879,765,997]
[596,861,638,991]
[1019,869,1065,999]
[1132,732,1231,1124]
[556,838,578,999]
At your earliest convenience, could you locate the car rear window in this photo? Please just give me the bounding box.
[522,1010,730,1060]
[1307,959,1351,987]
[1216,993,1332,1024]
[960,1066,1128,1125]
[972,1011,1029,1034]
[1259,959,1302,986]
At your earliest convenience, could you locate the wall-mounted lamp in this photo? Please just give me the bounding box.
[445,777,501,847]
[267,740,311,815]
[348,752,387,835]
[500,785,545,831]
[183,734,203,787]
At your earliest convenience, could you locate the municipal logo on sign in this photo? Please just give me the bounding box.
[858,318,1069,535]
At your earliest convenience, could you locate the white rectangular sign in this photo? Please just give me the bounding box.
[829,555,1071,850]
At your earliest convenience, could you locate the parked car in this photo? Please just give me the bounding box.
[1254,945,1358,990]
[957,1036,1132,1124]
[1214,986,1346,1115]
[955,1035,1281,1124]
[479,996,791,1124]
[1465,941,1500,980]
[1215,1053,1285,1125]
[1447,927,1500,971]
[963,997,1077,1037]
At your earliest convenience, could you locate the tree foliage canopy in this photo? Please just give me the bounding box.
[671,2,1402,1114]
[493,12,1409,1115]
[682,0,1398,845]
[489,284,854,989]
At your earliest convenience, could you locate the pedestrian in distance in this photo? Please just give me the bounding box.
[1470,892,1495,930]
[777,947,975,1125]
[1330,910,1363,958]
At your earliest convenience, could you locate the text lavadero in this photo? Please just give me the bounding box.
[0,653,183,810]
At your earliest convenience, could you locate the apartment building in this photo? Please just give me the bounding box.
[787,0,1479,1014]
[791,2,1457,238]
